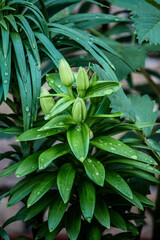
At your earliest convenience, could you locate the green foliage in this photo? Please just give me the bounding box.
[0,0,160,239]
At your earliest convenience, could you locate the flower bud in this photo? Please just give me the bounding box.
[76,67,89,97]
[72,98,87,124]
[90,72,99,83]
[40,87,55,115]
[58,59,74,87]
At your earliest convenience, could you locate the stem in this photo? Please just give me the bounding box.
[67,87,74,99]
[140,66,160,100]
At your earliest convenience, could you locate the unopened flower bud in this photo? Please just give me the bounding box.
[40,87,55,115]
[90,72,99,83]
[58,59,74,87]
[72,98,87,124]
[76,67,89,97]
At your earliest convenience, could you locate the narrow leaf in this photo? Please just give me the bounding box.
[94,197,110,228]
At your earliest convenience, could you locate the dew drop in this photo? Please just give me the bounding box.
[95,16,100,19]
[37,134,41,137]
[95,172,99,176]
[99,139,103,143]
[37,191,40,195]
[86,217,91,223]
[4,62,7,67]
[80,156,85,162]
[66,188,70,191]
[104,89,114,95]
[3,80,7,84]
[109,143,113,145]
[88,159,92,163]
[5,72,8,76]
[58,84,62,88]
[111,147,116,150]
[25,106,29,112]
[131,155,137,160]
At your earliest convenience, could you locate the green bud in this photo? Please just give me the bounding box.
[89,128,94,140]
[90,72,99,83]
[76,67,89,97]
[58,59,74,87]
[40,87,55,115]
[72,98,87,124]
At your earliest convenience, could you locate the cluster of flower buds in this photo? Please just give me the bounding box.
[72,97,87,124]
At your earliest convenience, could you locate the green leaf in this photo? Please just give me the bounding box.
[27,173,57,207]
[91,136,137,160]
[0,18,7,30]
[133,192,154,207]
[79,179,95,222]
[107,0,139,11]
[132,0,160,44]
[67,123,89,162]
[0,227,10,240]
[5,15,18,32]
[0,127,23,135]
[129,94,159,137]
[25,192,53,221]
[45,98,75,120]
[57,163,76,203]
[109,209,127,231]
[127,221,139,236]
[94,197,110,228]
[46,73,69,94]
[39,143,70,169]
[48,194,67,232]
[105,169,133,199]
[83,157,105,186]
[65,205,81,240]
[15,151,42,177]
[84,81,121,99]
[134,149,157,165]
[7,174,44,207]
[1,25,9,58]
[0,162,20,178]
[92,112,123,118]
[39,115,75,131]
[10,32,27,82]
[106,159,160,175]
[147,138,160,157]
[16,127,65,142]
[0,41,11,100]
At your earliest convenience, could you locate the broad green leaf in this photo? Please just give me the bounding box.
[39,115,75,131]
[147,138,160,157]
[83,157,105,186]
[45,98,75,120]
[0,227,10,240]
[16,127,65,142]
[105,169,133,199]
[0,18,7,30]
[15,151,42,177]
[127,221,139,236]
[84,81,121,99]
[27,173,57,207]
[46,73,69,94]
[67,123,89,162]
[65,206,81,240]
[134,192,154,207]
[109,209,127,231]
[106,159,160,175]
[129,94,158,137]
[48,194,67,232]
[0,162,20,178]
[39,143,70,169]
[132,0,160,44]
[25,192,53,221]
[57,163,76,203]
[91,136,137,160]
[79,180,95,222]
[94,197,110,228]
